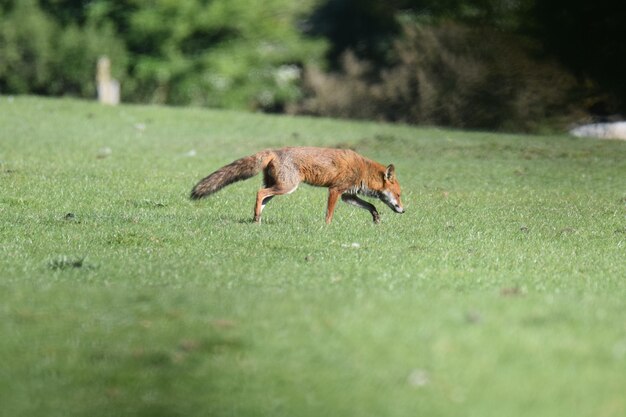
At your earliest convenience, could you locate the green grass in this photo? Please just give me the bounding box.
[1,95,625,417]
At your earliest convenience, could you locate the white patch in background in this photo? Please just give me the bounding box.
[570,122,626,140]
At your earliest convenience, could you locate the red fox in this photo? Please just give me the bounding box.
[190,147,404,224]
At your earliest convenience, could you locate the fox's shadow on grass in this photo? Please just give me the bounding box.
[209,214,291,226]
[47,255,96,271]
[235,217,280,225]
[212,215,267,225]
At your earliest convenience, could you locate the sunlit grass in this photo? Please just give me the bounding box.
[1,96,625,417]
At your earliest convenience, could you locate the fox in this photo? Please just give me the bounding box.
[190,146,404,224]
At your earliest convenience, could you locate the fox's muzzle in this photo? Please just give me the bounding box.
[390,201,404,214]
[380,191,404,214]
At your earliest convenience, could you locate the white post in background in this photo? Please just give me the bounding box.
[96,56,120,105]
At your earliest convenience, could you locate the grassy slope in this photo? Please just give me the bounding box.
[0,96,625,417]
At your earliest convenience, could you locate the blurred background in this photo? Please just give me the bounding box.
[1,0,624,133]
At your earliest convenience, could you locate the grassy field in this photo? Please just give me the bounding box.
[1,95,625,417]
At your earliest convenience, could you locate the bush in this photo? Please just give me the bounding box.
[0,0,56,94]
[0,0,128,98]
[118,0,325,110]
[51,22,128,98]
[297,22,582,132]
[0,0,325,110]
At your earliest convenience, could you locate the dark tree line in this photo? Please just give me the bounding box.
[1,0,624,130]
[309,0,625,110]
[530,0,626,114]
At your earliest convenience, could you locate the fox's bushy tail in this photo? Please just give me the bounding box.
[190,152,270,199]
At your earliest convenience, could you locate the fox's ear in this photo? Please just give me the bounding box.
[385,164,396,181]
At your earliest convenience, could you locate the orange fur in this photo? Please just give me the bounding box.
[191,147,404,224]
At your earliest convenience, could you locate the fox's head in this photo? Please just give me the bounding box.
[379,164,405,214]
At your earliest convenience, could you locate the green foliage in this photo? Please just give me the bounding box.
[0,0,128,97]
[1,0,624,125]
[125,0,325,109]
[0,0,56,94]
[1,96,625,417]
[0,0,326,110]
[52,22,128,97]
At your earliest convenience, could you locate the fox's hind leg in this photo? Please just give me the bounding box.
[253,184,298,223]
[253,160,300,223]
[253,192,273,223]
[341,194,381,224]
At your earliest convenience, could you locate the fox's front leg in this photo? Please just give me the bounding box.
[341,194,380,224]
[326,188,342,224]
